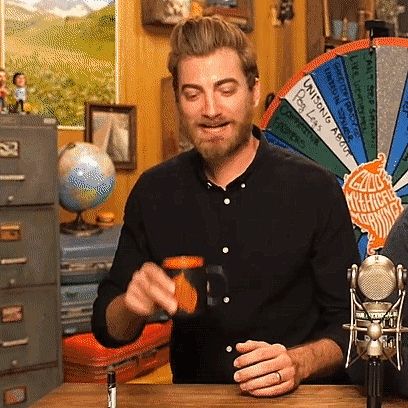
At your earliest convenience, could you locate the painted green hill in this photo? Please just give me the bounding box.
[5,5,52,35]
[5,4,115,127]
[9,5,115,59]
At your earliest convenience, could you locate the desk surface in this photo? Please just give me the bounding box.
[31,383,407,407]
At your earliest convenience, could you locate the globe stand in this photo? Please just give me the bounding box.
[60,211,102,237]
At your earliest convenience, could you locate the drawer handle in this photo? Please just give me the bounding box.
[1,337,29,348]
[1,305,23,323]
[62,308,93,318]
[60,261,112,272]
[0,224,21,241]
[0,174,25,181]
[0,257,27,265]
[3,386,27,406]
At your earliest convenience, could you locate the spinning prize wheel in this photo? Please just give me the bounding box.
[261,37,408,259]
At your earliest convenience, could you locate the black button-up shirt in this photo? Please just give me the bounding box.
[92,126,360,384]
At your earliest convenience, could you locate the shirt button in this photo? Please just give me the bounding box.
[224,198,230,205]
[222,247,229,254]
[223,297,230,304]
[241,183,246,189]
[226,345,233,353]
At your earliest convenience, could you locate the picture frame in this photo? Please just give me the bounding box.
[85,102,136,170]
[2,2,117,128]
[203,0,254,33]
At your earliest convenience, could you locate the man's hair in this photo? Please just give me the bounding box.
[167,16,259,99]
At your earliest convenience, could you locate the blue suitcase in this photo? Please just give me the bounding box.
[60,224,122,285]
[61,282,98,335]
[59,225,168,335]
[60,225,121,335]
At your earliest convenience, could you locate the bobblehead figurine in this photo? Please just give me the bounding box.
[13,72,27,113]
[0,69,9,113]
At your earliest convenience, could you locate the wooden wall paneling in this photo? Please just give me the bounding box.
[161,76,179,161]
[161,76,193,161]
[306,0,325,61]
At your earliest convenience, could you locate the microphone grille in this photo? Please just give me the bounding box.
[357,255,396,300]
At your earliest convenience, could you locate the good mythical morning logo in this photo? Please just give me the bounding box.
[343,153,403,255]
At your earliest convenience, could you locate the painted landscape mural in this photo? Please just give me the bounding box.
[4,0,116,126]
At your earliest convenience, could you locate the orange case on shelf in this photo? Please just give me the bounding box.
[63,321,172,383]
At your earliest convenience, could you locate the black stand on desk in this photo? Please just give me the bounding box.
[366,357,383,408]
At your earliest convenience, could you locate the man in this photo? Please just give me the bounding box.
[92,16,360,396]
[343,208,408,398]
[382,207,408,267]
[378,207,408,397]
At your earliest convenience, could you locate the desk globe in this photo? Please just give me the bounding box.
[58,142,116,236]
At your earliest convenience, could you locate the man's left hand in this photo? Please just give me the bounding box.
[233,340,299,397]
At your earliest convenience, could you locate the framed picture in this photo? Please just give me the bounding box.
[85,103,136,170]
[2,2,117,127]
[203,0,254,33]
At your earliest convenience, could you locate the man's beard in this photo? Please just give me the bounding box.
[180,110,254,166]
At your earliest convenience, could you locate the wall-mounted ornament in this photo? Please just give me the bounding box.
[278,0,294,24]
[141,0,192,26]
[270,0,294,27]
[202,0,254,32]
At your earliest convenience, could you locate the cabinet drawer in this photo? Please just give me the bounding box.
[0,206,59,288]
[0,287,60,372]
[0,365,61,408]
[0,115,57,206]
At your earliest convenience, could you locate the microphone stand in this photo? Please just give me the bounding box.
[366,356,383,408]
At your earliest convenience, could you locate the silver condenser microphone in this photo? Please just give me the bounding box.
[344,254,408,368]
[343,254,408,408]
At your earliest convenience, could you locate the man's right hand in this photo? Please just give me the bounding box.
[124,262,178,317]
[106,262,177,342]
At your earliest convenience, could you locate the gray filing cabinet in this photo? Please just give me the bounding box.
[0,115,62,407]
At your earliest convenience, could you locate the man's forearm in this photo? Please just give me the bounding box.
[287,338,343,381]
[106,294,146,342]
